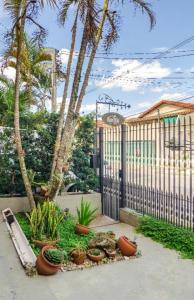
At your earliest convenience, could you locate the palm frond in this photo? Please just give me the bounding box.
[131,0,156,30]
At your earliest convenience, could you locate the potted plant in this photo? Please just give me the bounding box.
[26,202,64,248]
[105,249,116,258]
[36,246,66,275]
[75,197,98,234]
[87,248,105,263]
[118,236,137,256]
[70,241,87,265]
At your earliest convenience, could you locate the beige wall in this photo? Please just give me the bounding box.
[0,192,102,216]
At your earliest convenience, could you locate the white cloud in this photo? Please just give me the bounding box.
[95,59,171,92]
[2,67,16,81]
[158,92,187,101]
[137,101,152,109]
[59,48,75,65]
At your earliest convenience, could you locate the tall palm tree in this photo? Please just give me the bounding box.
[48,0,156,199]
[3,0,57,209]
[5,35,53,108]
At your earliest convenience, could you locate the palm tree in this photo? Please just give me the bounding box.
[3,0,57,210]
[0,75,29,125]
[48,0,156,199]
[5,35,53,109]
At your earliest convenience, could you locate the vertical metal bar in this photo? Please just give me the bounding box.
[189,116,192,230]
[143,123,145,215]
[163,120,166,221]
[168,120,170,223]
[120,124,127,209]
[184,117,186,228]
[99,127,104,215]
[178,118,181,227]
[173,119,176,225]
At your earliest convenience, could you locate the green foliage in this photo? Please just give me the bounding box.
[89,249,101,256]
[71,114,98,192]
[77,198,98,226]
[57,216,94,255]
[0,112,58,194]
[44,248,67,264]
[137,216,194,259]
[69,240,87,254]
[26,201,64,240]
[16,212,94,258]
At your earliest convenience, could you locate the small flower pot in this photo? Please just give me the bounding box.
[105,250,116,258]
[75,224,90,235]
[71,250,86,265]
[87,249,105,263]
[33,239,58,249]
[36,246,62,275]
[118,236,137,257]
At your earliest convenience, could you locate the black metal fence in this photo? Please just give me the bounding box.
[99,114,194,230]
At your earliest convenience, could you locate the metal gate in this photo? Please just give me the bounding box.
[98,117,194,230]
[99,126,124,220]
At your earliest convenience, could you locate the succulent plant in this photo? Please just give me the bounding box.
[44,248,66,265]
[90,249,101,256]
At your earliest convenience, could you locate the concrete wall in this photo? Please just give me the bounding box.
[120,207,141,227]
[0,192,102,216]
[56,192,101,216]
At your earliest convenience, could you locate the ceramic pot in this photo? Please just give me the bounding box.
[105,250,116,258]
[36,246,61,275]
[118,236,137,256]
[33,239,58,249]
[71,251,86,265]
[75,224,90,235]
[87,249,105,263]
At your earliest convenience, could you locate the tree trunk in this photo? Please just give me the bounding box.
[48,7,91,200]
[76,0,109,114]
[50,10,78,182]
[14,14,35,210]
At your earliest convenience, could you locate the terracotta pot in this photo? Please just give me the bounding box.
[36,246,61,275]
[105,250,116,258]
[75,224,90,235]
[118,236,137,256]
[87,250,105,263]
[71,251,86,265]
[33,239,58,249]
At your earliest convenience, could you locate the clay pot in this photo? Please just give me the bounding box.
[36,246,61,275]
[75,224,90,235]
[105,250,116,258]
[87,249,105,263]
[71,250,86,265]
[118,236,137,256]
[33,239,58,249]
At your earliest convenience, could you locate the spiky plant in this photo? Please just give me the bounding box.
[77,197,98,226]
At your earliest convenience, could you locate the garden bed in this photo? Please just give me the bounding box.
[16,212,140,274]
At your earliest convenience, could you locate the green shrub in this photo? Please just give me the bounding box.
[137,216,194,259]
[26,201,64,240]
[77,197,98,226]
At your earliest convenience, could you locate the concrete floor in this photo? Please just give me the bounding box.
[1,216,194,300]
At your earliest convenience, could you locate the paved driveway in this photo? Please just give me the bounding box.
[1,216,194,300]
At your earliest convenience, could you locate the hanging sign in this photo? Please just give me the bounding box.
[102,112,124,126]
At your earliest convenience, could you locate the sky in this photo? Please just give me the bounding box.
[1,0,194,117]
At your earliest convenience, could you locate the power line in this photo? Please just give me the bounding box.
[85,35,194,96]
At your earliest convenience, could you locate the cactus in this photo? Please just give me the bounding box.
[44,248,65,265]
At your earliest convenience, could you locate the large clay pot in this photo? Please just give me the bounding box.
[75,224,90,235]
[36,246,61,275]
[118,236,137,256]
[71,251,86,265]
[87,249,105,263]
[33,239,58,249]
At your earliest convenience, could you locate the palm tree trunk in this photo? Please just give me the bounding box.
[49,6,92,200]
[48,1,108,200]
[14,13,35,210]
[76,0,109,114]
[50,9,79,182]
